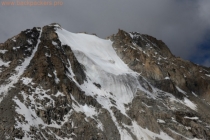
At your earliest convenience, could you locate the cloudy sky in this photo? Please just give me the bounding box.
[0,0,210,67]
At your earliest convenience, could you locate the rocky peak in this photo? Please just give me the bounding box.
[0,23,210,140]
[109,29,210,99]
[109,29,173,58]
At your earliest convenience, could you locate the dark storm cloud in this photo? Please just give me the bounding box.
[203,60,210,67]
[0,0,210,66]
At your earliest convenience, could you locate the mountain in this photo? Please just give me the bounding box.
[0,23,210,140]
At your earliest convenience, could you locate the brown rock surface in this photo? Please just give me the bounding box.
[0,24,209,140]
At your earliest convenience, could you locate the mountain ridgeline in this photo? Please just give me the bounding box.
[0,23,210,140]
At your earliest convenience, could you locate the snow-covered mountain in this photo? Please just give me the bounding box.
[0,23,210,140]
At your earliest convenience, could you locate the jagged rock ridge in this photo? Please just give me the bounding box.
[0,23,210,140]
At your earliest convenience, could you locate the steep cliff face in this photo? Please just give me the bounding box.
[108,29,210,99]
[0,23,210,140]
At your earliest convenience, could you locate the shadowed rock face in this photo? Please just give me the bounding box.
[0,23,210,140]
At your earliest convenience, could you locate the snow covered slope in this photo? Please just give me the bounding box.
[56,28,133,75]
[56,28,140,105]
[56,28,173,140]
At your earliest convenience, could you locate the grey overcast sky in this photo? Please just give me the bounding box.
[0,0,210,67]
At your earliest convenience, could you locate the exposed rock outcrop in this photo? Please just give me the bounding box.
[0,23,209,140]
